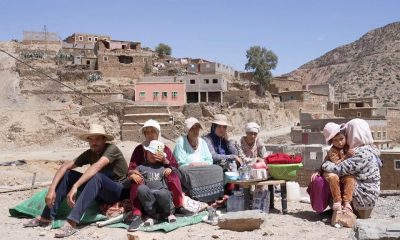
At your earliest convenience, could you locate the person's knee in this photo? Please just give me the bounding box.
[326,173,339,182]
[137,184,148,194]
[157,190,171,199]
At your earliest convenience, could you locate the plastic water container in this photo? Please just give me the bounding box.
[228,160,238,172]
[286,181,301,202]
[227,191,244,212]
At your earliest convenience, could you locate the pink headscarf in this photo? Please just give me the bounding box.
[345,118,374,149]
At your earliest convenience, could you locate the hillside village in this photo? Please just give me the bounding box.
[0,23,400,240]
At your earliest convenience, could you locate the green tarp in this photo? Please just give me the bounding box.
[9,189,207,232]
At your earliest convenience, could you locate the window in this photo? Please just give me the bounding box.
[88,37,92,42]
[204,79,209,84]
[371,132,375,138]
[357,112,361,117]
[162,92,168,98]
[383,132,387,139]
[172,91,178,98]
[103,56,108,62]
[94,37,98,42]
[377,131,381,138]
[78,36,83,41]
[213,79,218,84]
[118,55,133,64]
[153,91,159,97]
[86,60,90,65]
[190,79,195,84]
[394,160,400,170]
[139,91,146,97]
[312,97,315,102]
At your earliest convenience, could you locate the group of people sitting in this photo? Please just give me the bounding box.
[21,115,382,238]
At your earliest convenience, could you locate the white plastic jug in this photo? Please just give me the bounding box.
[286,181,301,202]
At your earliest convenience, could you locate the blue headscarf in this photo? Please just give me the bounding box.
[209,123,232,155]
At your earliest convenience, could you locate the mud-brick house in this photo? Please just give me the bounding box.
[95,40,153,79]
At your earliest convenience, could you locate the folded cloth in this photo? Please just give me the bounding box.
[179,165,224,203]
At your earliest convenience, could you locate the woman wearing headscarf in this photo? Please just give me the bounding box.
[203,114,242,171]
[321,118,382,219]
[240,122,268,163]
[126,119,191,231]
[173,117,224,203]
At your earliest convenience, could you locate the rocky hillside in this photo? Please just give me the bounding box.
[287,22,400,106]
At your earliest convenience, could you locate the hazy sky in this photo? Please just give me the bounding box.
[0,0,399,75]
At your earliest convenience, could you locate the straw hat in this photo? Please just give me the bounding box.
[212,114,232,127]
[185,117,203,132]
[139,119,161,135]
[323,122,341,144]
[78,124,114,142]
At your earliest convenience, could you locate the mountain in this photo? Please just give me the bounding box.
[286,22,400,106]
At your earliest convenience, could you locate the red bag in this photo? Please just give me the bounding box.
[265,153,302,164]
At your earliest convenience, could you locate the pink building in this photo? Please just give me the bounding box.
[135,76,186,106]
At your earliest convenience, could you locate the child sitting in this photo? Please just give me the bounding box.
[136,140,177,226]
[322,122,355,212]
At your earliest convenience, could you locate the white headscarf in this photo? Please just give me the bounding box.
[345,118,374,149]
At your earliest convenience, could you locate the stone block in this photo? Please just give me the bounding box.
[218,210,265,232]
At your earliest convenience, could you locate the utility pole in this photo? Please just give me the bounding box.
[43,25,48,58]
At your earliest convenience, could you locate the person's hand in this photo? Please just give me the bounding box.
[130,172,144,184]
[310,171,320,182]
[234,156,243,167]
[164,168,172,176]
[45,188,56,208]
[346,149,355,157]
[66,186,78,208]
[154,152,169,165]
[189,162,207,167]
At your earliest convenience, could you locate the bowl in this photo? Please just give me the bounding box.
[267,163,303,180]
[225,171,240,181]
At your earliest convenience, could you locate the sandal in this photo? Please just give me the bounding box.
[23,218,50,228]
[54,225,77,238]
[332,202,342,211]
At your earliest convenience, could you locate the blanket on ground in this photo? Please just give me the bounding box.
[9,189,206,232]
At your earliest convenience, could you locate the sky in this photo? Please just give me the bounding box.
[0,0,399,75]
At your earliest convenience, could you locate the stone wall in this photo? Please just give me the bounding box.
[223,90,254,104]
[97,53,145,78]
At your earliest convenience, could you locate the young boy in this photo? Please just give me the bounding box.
[136,140,177,226]
[322,122,355,212]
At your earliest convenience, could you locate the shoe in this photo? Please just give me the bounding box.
[343,202,353,212]
[175,206,194,216]
[23,218,50,228]
[54,225,77,238]
[332,202,342,211]
[127,215,143,232]
[143,217,156,227]
[168,214,177,223]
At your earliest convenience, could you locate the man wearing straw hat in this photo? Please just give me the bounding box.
[23,124,129,238]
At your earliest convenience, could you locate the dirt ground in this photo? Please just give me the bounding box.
[0,146,399,240]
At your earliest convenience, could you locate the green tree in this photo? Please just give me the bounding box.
[155,43,172,58]
[245,46,278,95]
